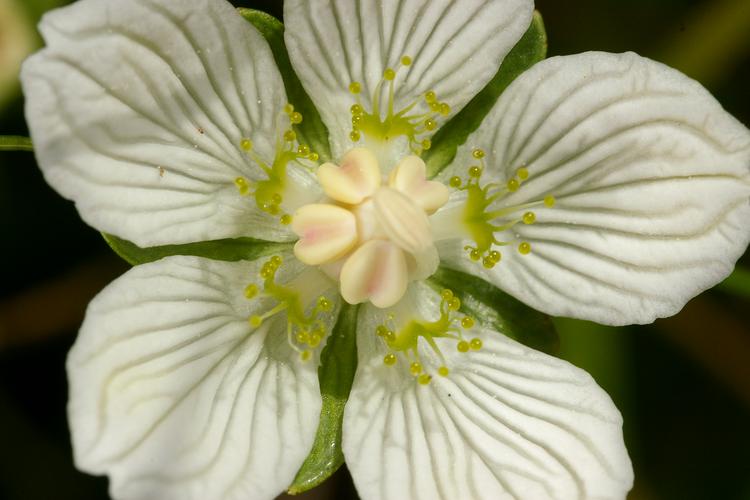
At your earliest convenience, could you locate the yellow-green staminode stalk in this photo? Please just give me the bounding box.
[348,55,449,155]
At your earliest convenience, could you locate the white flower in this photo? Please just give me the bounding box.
[21,0,750,499]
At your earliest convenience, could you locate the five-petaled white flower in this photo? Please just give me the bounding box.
[21,0,750,499]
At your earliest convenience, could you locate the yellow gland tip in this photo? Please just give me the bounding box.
[517,167,529,180]
[461,316,475,329]
[438,366,450,377]
[401,55,412,66]
[244,284,259,299]
[425,91,437,104]
[448,297,461,311]
[249,315,263,327]
[234,177,250,196]
[518,242,532,255]
[349,82,362,94]
[440,289,454,301]
[507,179,520,192]
[280,214,292,225]
[424,119,437,131]
[449,176,462,188]
[410,362,423,376]
[421,139,432,151]
[523,212,536,224]
[284,103,294,114]
[439,103,451,116]
[470,338,483,350]
[418,374,432,385]
[384,353,397,366]
[300,350,312,362]
[544,195,556,207]
[240,138,253,151]
[457,341,470,353]
[290,112,303,124]
[472,149,485,159]
[297,144,310,156]
[351,103,363,115]
[350,130,361,142]
[468,166,482,178]
[384,68,396,80]
[283,129,296,142]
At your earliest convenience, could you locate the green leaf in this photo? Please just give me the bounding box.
[429,266,559,355]
[238,8,332,163]
[0,136,33,152]
[289,303,359,495]
[424,11,548,177]
[102,233,290,266]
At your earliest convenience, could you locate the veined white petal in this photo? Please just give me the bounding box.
[344,284,633,500]
[68,255,334,500]
[439,52,750,325]
[284,0,534,160]
[22,0,299,246]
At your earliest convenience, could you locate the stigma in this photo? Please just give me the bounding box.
[291,148,449,308]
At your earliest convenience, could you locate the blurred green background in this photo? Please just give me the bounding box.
[0,0,748,499]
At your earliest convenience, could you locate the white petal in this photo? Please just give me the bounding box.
[284,0,534,160]
[22,0,297,246]
[68,255,331,500]
[439,52,750,325]
[344,284,633,500]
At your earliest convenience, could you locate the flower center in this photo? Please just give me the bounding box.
[291,148,449,308]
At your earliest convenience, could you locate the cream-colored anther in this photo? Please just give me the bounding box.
[317,147,380,204]
[388,156,449,214]
[339,240,408,308]
[373,187,432,255]
[292,204,357,265]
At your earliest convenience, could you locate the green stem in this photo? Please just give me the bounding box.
[0,136,33,152]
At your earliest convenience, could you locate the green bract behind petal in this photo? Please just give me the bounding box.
[424,11,548,177]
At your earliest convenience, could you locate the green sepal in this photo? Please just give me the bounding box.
[429,266,559,355]
[238,8,332,163]
[424,11,547,177]
[288,303,359,495]
[102,233,290,266]
[0,136,33,152]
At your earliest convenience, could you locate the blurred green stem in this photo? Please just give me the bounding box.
[718,266,750,299]
[0,135,33,152]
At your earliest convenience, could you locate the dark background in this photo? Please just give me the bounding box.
[1,0,748,499]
